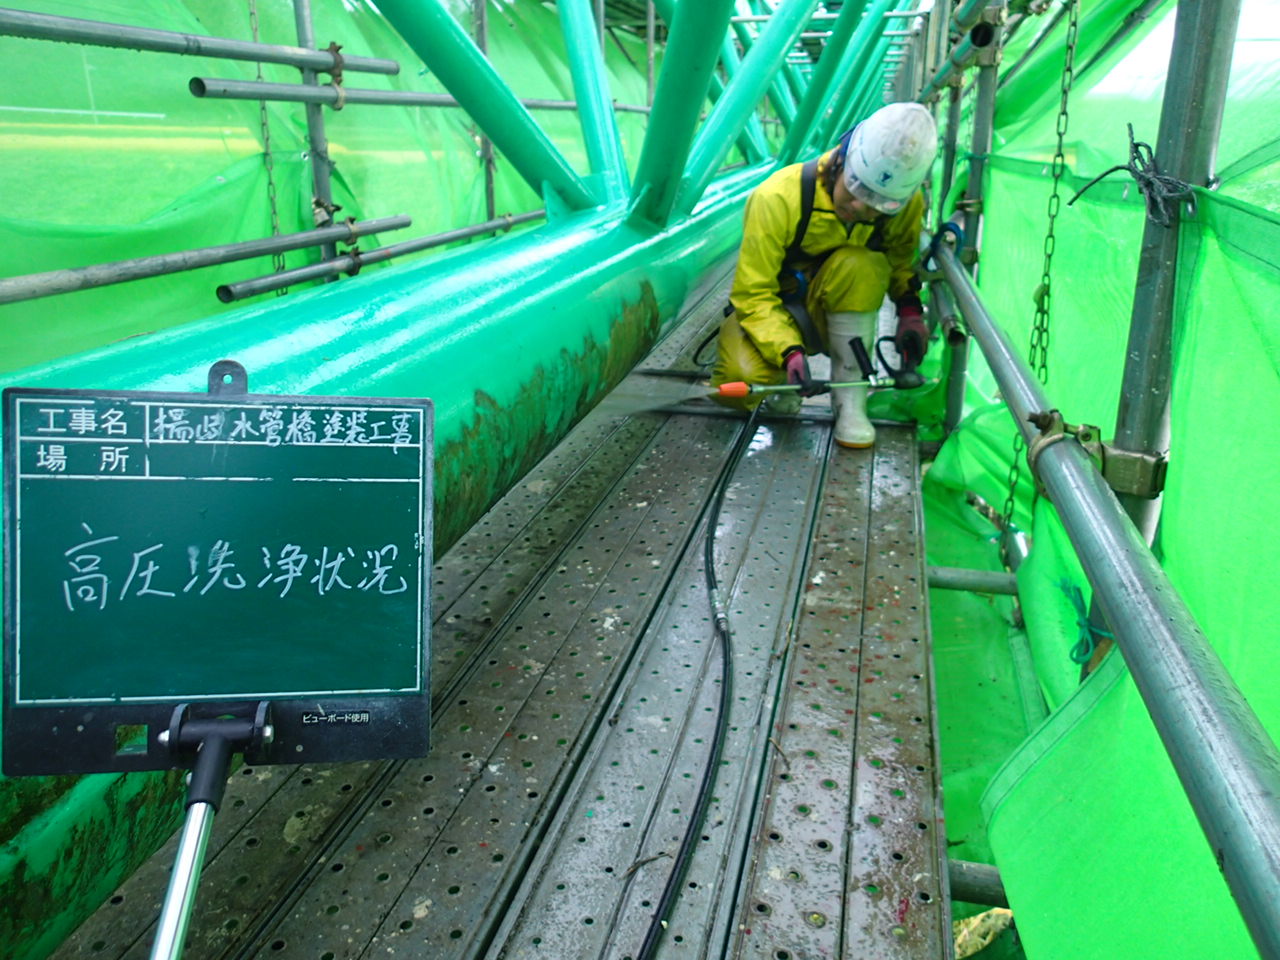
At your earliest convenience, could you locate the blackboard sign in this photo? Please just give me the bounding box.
[3,368,432,775]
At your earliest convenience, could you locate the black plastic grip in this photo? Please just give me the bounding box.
[849,336,875,380]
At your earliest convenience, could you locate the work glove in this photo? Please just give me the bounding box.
[783,347,819,397]
[894,302,929,370]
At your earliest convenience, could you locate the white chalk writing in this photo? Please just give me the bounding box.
[57,528,415,612]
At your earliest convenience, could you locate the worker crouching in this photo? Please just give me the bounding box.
[711,102,938,448]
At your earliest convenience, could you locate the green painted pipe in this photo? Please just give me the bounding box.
[732,17,799,130]
[718,35,770,162]
[783,59,809,107]
[677,0,821,213]
[816,0,896,147]
[845,36,898,130]
[630,0,738,227]
[650,0,757,167]
[558,0,630,201]
[376,0,596,211]
[918,27,996,103]
[0,768,187,960]
[776,0,869,164]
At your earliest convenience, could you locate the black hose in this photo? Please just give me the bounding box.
[692,327,721,367]
[636,406,760,960]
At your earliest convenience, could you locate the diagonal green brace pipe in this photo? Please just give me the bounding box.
[815,0,898,148]
[558,0,630,202]
[718,35,770,163]
[630,0,739,228]
[776,0,871,164]
[732,16,799,130]
[377,0,596,211]
[676,0,821,214]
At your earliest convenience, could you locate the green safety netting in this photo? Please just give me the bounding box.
[920,0,1280,956]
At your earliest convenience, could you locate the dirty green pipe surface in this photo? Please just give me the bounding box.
[0,769,187,960]
[376,0,596,210]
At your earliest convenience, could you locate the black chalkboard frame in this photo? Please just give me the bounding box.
[2,365,433,776]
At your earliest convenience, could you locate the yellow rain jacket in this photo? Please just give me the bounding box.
[730,149,926,368]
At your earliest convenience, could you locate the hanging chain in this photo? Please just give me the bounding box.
[249,0,289,293]
[1002,0,1079,532]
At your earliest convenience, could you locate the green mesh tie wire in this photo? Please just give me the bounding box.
[1059,579,1114,665]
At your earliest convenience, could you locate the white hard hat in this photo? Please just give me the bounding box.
[841,102,938,214]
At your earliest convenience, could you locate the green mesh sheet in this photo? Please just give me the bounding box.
[922,406,1036,875]
[921,1,1280,957]
[0,0,662,373]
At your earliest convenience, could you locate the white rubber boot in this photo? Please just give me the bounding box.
[827,311,877,448]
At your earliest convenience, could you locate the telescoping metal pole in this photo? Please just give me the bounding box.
[931,235,1280,960]
[150,790,216,960]
[151,711,268,960]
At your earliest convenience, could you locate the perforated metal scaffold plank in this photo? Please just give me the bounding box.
[729,426,950,960]
[487,418,831,959]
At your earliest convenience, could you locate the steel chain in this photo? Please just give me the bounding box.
[1002,0,1079,532]
[249,0,289,293]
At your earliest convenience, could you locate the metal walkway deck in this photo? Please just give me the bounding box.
[54,272,950,960]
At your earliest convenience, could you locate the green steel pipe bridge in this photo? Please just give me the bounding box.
[2,1,1279,959]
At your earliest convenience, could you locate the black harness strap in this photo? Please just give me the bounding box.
[775,158,826,355]
[782,158,820,272]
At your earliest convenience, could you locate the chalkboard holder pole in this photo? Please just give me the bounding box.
[150,702,273,960]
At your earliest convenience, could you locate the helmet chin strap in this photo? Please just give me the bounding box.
[836,126,856,165]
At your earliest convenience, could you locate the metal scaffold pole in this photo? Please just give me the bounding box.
[1111,0,1243,543]
[474,0,497,221]
[293,0,338,262]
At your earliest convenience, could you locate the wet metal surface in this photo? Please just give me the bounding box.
[488,419,830,959]
[728,427,949,960]
[55,265,948,960]
[728,426,873,960]
[843,427,950,958]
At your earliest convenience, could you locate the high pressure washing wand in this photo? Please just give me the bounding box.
[712,378,871,398]
[713,333,884,399]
